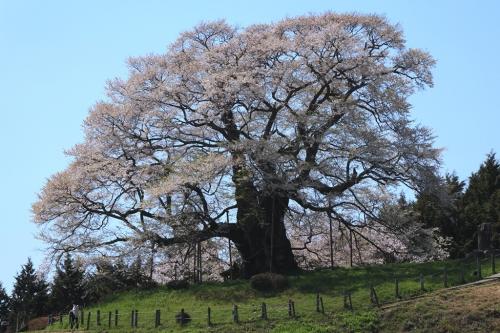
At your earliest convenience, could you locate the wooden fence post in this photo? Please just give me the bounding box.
[476,253,482,279]
[115,310,118,327]
[155,309,161,328]
[395,278,400,298]
[80,310,84,326]
[135,310,138,327]
[343,291,353,310]
[207,307,211,326]
[288,299,293,317]
[97,310,101,326]
[86,312,91,330]
[232,304,239,323]
[108,311,112,328]
[292,300,296,317]
[444,267,448,288]
[419,273,425,291]
[261,302,267,320]
[60,313,63,325]
[130,310,134,327]
[316,293,320,312]
[491,253,496,274]
[370,285,379,307]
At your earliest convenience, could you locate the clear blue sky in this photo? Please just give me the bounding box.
[1,0,499,292]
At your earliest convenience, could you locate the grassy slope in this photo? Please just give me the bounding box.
[44,256,499,333]
[380,280,500,333]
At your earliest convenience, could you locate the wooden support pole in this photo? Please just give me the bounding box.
[97,310,101,326]
[292,301,296,317]
[329,216,334,269]
[420,273,425,291]
[115,310,118,327]
[207,307,211,326]
[316,293,320,312]
[288,299,293,317]
[349,230,353,267]
[395,278,400,298]
[320,297,325,314]
[81,310,84,326]
[108,311,112,328]
[227,211,233,280]
[130,310,134,327]
[135,310,138,327]
[86,312,91,331]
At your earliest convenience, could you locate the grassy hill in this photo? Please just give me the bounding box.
[42,255,499,333]
[380,279,500,332]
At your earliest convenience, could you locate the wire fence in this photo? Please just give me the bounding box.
[33,252,500,332]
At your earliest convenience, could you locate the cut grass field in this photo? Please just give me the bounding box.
[42,255,500,333]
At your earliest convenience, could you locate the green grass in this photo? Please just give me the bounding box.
[43,255,499,333]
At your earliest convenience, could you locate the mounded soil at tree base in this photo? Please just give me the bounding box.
[379,280,500,332]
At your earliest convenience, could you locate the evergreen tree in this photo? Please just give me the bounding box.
[126,255,155,289]
[10,258,49,327]
[0,282,10,325]
[461,152,500,252]
[413,173,465,257]
[49,254,85,312]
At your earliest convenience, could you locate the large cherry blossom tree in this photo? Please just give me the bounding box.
[33,12,440,277]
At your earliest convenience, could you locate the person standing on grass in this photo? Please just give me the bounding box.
[69,304,79,329]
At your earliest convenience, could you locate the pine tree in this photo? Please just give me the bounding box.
[0,282,10,325]
[413,173,465,257]
[10,258,49,328]
[461,152,500,252]
[49,254,85,312]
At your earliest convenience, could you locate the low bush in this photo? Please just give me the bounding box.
[250,273,289,292]
[167,279,189,290]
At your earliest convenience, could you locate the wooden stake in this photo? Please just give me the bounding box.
[232,304,239,323]
[261,302,268,320]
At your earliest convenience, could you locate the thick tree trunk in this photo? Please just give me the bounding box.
[229,154,298,278]
[230,192,298,278]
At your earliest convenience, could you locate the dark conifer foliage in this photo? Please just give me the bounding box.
[10,258,49,327]
[83,257,156,304]
[461,153,500,251]
[49,254,85,312]
[413,173,465,257]
[414,153,500,256]
[0,282,10,325]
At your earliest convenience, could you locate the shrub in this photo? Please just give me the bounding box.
[167,280,189,290]
[250,273,289,292]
